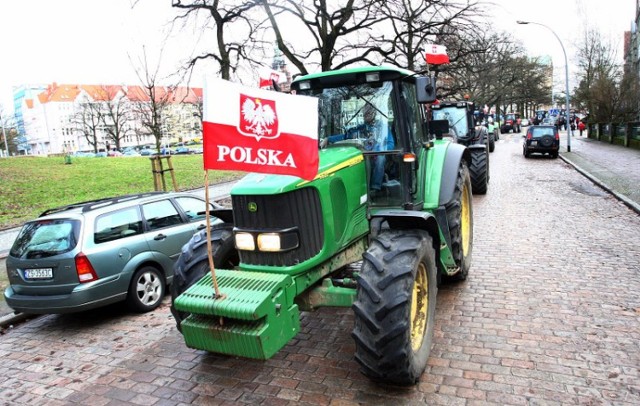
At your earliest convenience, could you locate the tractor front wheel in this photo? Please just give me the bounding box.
[469,149,489,194]
[352,229,438,386]
[170,223,239,332]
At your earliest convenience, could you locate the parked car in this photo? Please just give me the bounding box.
[173,146,193,155]
[523,125,560,159]
[4,192,222,314]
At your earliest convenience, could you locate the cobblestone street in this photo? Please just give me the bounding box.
[0,133,639,405]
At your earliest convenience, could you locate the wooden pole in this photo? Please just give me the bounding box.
[204,170,225,300]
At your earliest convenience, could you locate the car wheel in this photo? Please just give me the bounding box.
[170,223,239,332]
[551,152,559,159]
[523,147,530,158]
[126,266,165,313]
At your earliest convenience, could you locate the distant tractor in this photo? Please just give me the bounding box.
[171,66,474,386]
[431,100,491,194]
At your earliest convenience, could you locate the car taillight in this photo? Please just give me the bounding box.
[555,131,560,140]
[75,253,98,283]
[526,132,532,140]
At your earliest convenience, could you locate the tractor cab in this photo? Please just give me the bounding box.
[291,67,436,209]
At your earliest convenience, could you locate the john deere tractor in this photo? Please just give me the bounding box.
[431,100,490,194]
[170,66,473,386]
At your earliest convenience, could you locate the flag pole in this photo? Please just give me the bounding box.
[204,169,225,300]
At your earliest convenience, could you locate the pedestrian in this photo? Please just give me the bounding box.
[578,120,586,136]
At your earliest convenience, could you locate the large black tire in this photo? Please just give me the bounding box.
[488,131,495,152]
[444,161,473,281]
[469,149,488,194]
[352,229,438,386]
[170,223,239,332]
[126,266,165,313]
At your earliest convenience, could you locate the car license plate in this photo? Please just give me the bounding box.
[530,141,537,146]
[24,268,53,279]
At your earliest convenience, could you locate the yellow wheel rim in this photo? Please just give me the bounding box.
[460,180,471,256]
[410,263,429,351]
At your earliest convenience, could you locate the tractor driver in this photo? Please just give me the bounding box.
[326,103,395,194]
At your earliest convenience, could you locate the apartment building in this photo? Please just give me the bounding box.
[19,82,202,155]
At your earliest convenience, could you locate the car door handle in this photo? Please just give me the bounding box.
[197,224,206,230]
[154,234,167,241]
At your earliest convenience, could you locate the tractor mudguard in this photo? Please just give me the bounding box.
[369,210,440,251]
[438,143,471,207]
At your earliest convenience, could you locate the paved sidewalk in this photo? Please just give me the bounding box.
[560,133,640,214]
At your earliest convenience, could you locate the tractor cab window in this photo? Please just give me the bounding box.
[313,81,403,205]
[315,82,396,152]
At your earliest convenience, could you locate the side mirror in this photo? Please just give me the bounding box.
[416,76,437,103]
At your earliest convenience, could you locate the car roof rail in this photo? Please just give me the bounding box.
[39,192,168,217]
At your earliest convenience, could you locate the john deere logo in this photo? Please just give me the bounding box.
[248,202,258,212]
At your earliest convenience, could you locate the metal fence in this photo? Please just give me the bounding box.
[586,122,640,149]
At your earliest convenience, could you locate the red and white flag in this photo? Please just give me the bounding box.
[202,78,319,181]
[424,44,450,65]
[259,67,287,89]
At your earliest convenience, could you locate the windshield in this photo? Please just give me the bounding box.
[310,82,396,152]
[432,107,467,138]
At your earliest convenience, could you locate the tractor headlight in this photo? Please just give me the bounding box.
[234,228,299,252]
[257,233,282,252]
[235,232,255,251]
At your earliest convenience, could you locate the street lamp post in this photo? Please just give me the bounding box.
[517,20,572,152]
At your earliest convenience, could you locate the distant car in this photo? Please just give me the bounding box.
[123,150,141,157]
[520,118,530,127]
[4,192,222,314]
[107,150,123,157]
[139,149,156,156]
[95,151,108,158]
[173,146,193,155]
[523,125,560,159]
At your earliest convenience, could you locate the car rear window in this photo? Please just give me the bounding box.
[530,127,555,138]
[10,219,80,259]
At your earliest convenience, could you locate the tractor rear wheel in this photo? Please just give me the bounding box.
[170,223,239,332]
[445,161,473,281]
[469,149,488,194]
[488,132,495,152]
[352,229,438,386]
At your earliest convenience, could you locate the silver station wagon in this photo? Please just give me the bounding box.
[4,192,220,314]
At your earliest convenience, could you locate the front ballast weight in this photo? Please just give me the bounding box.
[173,269,300,360]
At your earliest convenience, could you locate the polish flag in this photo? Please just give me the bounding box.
[424,44,450,65]
[259,67,287,89]
[202,78,319,181]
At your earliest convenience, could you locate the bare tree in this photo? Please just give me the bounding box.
[0,106,17,157]
[573,28,638,122]
[71,97,103,153]
[131,48,174,152]
[170,0,267,82]
[262,0,386,74]
[372,0,484,71]
[97,86,135,151]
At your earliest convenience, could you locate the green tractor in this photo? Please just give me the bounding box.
[431,100,490,194]
[170,66,473,386]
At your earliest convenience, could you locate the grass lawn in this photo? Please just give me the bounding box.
[0,155,241,230]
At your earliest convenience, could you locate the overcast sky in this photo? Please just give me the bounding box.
[0,0,635,113]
